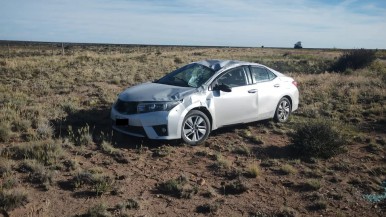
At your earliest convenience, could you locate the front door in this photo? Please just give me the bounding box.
[210,67,259,127]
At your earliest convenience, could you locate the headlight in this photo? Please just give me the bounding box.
[137,101,180,113]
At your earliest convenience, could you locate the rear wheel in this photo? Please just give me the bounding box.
[274,97,291,123]
[181,110,211,145]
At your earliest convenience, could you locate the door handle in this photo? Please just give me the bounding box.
[274,84,280,88]
[248,89,257,93]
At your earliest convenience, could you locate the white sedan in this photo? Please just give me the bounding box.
[111,60,299,145]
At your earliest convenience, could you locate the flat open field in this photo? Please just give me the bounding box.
[0,43,385,216]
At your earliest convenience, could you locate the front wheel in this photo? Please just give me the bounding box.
[274,97,291,123]
[181,110,211,145]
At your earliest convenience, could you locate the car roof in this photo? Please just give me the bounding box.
[194,59,285,78]
[194,59,260,71]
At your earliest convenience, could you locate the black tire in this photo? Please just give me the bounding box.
[181,110,211,145]
[274,97,291,123]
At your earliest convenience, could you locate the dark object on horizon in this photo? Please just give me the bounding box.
[294,41,302,49]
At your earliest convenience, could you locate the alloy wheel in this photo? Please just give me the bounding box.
[183,115,207,142]
[276,98,291,122]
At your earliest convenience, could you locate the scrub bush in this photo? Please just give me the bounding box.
[0,190,28,212]
[99,141,128,163]
[0,158,12,177]
[290,120,346,159]
[307,200,327,211]
[69,171,114,196]
[302,179,321,191]
[196,201,222,214]
[6,141,63,165]
[19,160,53,189]
[330,49,376,72]
[223,179,248,195]
[232,144,251,156]
[0,123,11,142]
[84,203,110,217]
[156,175,197,198]
[157,176,186,196]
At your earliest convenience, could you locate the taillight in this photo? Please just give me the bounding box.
[292,81,298,87]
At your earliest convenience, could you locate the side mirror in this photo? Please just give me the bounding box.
[213,83,232,92]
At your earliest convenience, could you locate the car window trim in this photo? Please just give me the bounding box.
[249,66,277,84]
[245,66,253,85]
[267,68,277,80]
[209,66,251,90]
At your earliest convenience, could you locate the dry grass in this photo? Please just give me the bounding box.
[19,159,53,190]
[279,164,298,175]
[2,140,63,166]
[212,153,232,170]
[1,45,384,144]
[0,189,28,212]
[293,69,385,127]
[156,175,198,198]
[0,43,384,216]
[70,171,114,196]
[0,158,13,178]
[245,163,261,178]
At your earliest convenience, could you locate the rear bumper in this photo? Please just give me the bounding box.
[291,90,300,112]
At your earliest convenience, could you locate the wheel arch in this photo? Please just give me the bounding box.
[189,106,213,129]
[181,106,212,145]
[282,95,293,110]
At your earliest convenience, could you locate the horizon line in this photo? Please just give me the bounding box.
[0,40,382,50]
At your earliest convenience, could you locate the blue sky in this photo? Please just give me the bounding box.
[0,0,385,48]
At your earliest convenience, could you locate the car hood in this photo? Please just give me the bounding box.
[118,82,196,102]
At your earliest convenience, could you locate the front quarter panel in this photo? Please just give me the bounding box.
[174,91,212,138]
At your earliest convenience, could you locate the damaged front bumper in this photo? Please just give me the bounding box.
[110,104,185,140]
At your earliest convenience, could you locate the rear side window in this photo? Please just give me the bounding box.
[250,66,277,83]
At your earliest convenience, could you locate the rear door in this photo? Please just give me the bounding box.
[249,66,282,119]
[210,66,259,127]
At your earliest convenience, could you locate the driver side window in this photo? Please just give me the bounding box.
[216,67,248,88]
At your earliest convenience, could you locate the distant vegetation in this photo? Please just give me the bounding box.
[330,49,377,73]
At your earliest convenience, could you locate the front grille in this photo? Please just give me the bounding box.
[114,99,138,115]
